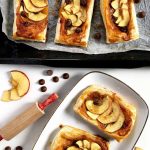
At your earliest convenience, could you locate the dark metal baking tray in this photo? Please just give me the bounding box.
[0,9,150,68]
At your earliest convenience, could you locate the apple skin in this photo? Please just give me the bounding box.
[30,0,48,8]
[10,70,30,97]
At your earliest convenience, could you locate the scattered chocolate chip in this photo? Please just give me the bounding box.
[20,11,28,18]
[80,0,87,6]
[75,27,82,33]
[15,146,23,150]
[39,79,45,85]
[134,0,141,3]
[119,27,128,33]
[65,19,72,29]
[137,11,146,18]
[40,86,47,92]
[62,73,70,79]
[47,70,53,76]
[5,146,11,150]
[59,124,63,128]
[65,0,72,4]
[93,33,101,40]
[52,76,59,83]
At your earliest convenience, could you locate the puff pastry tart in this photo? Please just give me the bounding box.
[100,0,139,43]
[55,0,94,47]
[50,125,109,150]
[13,0,49,42]
[74,85,136,142]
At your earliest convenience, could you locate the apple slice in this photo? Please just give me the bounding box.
[86,96,111,115]
[1,90,10,102]
[11,70,30,97]
[30,0,48,8]
[10,89,21,101]
[91,142,101,150]
[24,7,48,22]
[23,0,44,13]
[76,140,83,148]
[86,111,99,120]
[97,102,120,124]
[105,111,125,132]
[66,146,80,150]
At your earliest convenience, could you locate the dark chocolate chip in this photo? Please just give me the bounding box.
[47,70,53,76]
[75,27,82,33]
[80,0,87,6]
[40,86,47,92]
[62,73,69,79]
[15,146,23,150]
[52,76,59,82]
[5,146,11,150]
[93,33,101,40]
[65,0,72,4]
[134,0,141,3]
[65,19,72,29]
[39,79,45,85]
[137,11,146,18]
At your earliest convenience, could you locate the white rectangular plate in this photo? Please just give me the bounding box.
[33,71,149,150]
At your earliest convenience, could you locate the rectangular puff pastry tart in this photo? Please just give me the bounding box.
[55,0,94,47]
[13,0,49,42]
[74,85,136,142]
[100,0,139,43]
[50,125,109,150]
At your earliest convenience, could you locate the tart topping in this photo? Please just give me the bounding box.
[137,11,146,18]
[67,140,101,150]
[61,0,87,35]
[111,0,130,28]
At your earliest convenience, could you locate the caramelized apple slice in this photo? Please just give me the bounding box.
[111,0,119,10]
[83,140,90,149]
[10,89,21,101]
[86,111,99,120]
[67,146,80,150]
[97,102,120,124]
[105,110,125,132]
[1,90,10,102]
[91,142,101,150]
[76,140,83,148]
[23,0,44,13]
[72,0,80,14]
[86,96,111,115]
[64,4,73,13]
[30,0,48,8]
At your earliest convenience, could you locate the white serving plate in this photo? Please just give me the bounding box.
[33,71,149,150]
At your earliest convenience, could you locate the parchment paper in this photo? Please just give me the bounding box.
[0,0,150,54]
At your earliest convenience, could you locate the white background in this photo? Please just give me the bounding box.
[0,64,149,150]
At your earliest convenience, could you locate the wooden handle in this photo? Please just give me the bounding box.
[0,102,44,141]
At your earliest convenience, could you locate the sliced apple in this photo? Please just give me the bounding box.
[111,0,119,10]
[23,0,44,13]
[116,16,122,24]
[99,103,113,117]
[11,70,30,97]
[76,140,83,148]
[120,0,128,4]
[72,0,80,14]
[67,146,80,150]
[113,9,120,18]
[97,102,120,124]
[83,140,90,149]
[80,7,86,22]
[10,89,21,101]
[86,96,111,115]
[72,18,82,27]
[1,90,10,102]
[105,110,125,132]
[67,27,77,35]
[91,142,101,150]
[64,4,73,13]
[121,3,128,9]
[86,111,99,120]
[30,0,48,8]
[24,7,47,22]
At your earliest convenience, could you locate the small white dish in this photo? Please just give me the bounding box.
[33,71,149,150]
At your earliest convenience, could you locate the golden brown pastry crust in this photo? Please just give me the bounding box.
[13,0,48,42]
[100,0,139,43]
[50,125,109,150]
[74,85,136,142]
[55,0,94,47]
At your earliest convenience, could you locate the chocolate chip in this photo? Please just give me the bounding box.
[93,33,101,40]
[15,146,23,150]
[20,11,28,18]
[65,19,72,29]
[65,0,72,4]
[47,70,53,76]
[52,76,59,82]
[39,79,45,85]
[75,27,82,33]
[134,0,141,3]
[80,0,87,6]
[62,73,69,79]
[40,86,47,92]
[137,11,146,18]
[5,146,11,150]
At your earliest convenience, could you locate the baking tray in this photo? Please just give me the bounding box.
[1,9,150,68]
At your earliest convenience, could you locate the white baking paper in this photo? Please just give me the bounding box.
[0,0,150,54]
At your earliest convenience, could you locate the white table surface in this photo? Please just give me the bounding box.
[0,64,149,150]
